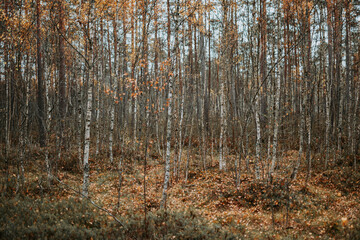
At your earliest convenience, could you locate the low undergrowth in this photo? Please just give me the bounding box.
[1,147,360,239]
[0,197,237,240]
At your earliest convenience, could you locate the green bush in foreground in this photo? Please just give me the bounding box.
[0,197,106,239]
[0,197,239,239]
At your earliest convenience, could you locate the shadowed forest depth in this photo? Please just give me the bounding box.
[1,0,360,238]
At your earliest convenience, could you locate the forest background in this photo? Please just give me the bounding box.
[1,0,360,238]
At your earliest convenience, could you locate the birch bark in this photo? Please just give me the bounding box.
[160,0,173,208]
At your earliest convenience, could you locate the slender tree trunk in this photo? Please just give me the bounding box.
[16,50,25,192]
[25,53,30,146]
[200,11,206,170]
[269,64,281,178]
[254,86,261,179]
[291,54,304,182]
[58,0,66,160]
[185,117,194,183]
[353,91,359,169]
[36,0,50,182]
[95,63,101,156]
[82,63,93,197]
[160,0,173,209]
[219,73,226,170]
[82,1,94,198]
[77,1,84,166]
[108,21,116,164]
[36,0,46,147]
[44,56,52,184]
[131,3,138,150]
[325,2,334,168]
[344,2,352,155]
[96,20,105,156]
[177,25,185,180]
[4,0,10,166]
[335,2,343,159]
[219,2,228,171]
[77,71,83,167]
[305,7,312,182]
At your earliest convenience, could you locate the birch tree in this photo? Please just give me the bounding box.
[161,0,173,208]
[82,0,95,198]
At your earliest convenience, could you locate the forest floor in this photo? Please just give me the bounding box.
[1,146,360,239]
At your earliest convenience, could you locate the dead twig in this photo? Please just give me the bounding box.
[51,174,126,229]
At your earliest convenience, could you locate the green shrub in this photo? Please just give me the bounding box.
[0,197,108,239]
[111,208,240,239]
[0,197,241,239]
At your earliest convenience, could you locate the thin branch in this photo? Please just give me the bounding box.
[51,174,126,228]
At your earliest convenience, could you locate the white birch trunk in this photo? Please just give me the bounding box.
[17,58,31,191]
[337,80,344,156]
[269,72,281,177]
[266,75,273,179]
[306,102,312,180]
[160,74,173,208]
[95,79,101,156]
[267,62,273,165]
[177,82,185,174]
[156,108,162,157]
[347,80,352,155]
[325,74,331,169]
[45,65,52,184]
[200,24,206,170]
[352,91,359,169]
[133,78,138,150]
[82,69,93,197]
[109,90,115,163]
[325,16,333,169]
[161,0,173,206]
[185,116,194,183]
[255,93,261,179]
[25,61,30,144]
[219,79,226,170]
[295,81,305,181]
[77,75,83,167]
